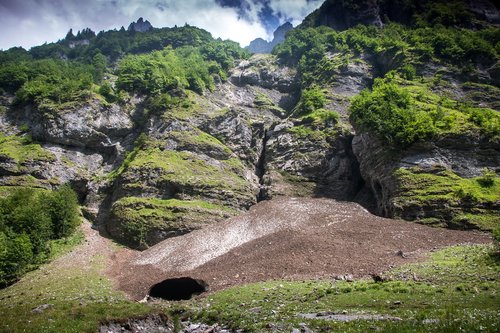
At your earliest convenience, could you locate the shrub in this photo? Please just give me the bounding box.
[349,78,436,147]
[295,85,327,116]
[0,186,80,286]
[477,169,496,188]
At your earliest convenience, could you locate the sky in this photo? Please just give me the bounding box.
[0,0,323,50]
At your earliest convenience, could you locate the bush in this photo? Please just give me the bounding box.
[0,186,80,286]
[477,169,496,188]
[349,78,436,147]
[295,85,327,116]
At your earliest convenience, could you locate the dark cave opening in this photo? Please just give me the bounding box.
[148,277,208,301]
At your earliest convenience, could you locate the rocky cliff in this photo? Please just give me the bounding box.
[0,0,498,250]
[301,0,500,29]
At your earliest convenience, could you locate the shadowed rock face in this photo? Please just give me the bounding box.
[301,0,500,30]
[301,0,383,30]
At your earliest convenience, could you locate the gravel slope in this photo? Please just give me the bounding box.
[109,197,491,299]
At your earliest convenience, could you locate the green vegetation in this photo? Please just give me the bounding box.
[294,85,327,116]
[393,167,499,230]
[349,73,500,148]
[0,186,80,286]
[253,93,285,116]
[116,47,214,95]
[111,197,236,248]
[0,59,94,111]
[0,134,55,169]
[0,25,248,114]
[0,228,152,333]
[171,244,499,332]
[123,146,249,192]
[274,22,498,85]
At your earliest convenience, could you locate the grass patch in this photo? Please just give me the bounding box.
[0,222,154,333]
[0,134,55,170]
[123,148,250,193]
[180,244,499,332]
[253,93,286,117]
[287,125,336,142]
[395,168,499,205]
[392,167,499,230]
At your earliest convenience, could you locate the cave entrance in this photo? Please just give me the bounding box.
[148,277,207,301]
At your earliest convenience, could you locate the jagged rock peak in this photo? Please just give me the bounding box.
[247,22,293,54]
[273,21,293,41]
[127,17,153,32]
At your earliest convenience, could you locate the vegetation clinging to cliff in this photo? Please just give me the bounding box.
[349,73,500,148]
[273,23,498,85]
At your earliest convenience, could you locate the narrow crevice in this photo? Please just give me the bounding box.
[255,128,269,202]
[347,135,378,214]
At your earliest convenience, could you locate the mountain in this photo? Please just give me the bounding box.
[0,2,498,250]
[127,17,153,32]
[247,21,293,53]
[0,1,499,331]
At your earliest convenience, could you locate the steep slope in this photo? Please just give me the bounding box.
[301,0,500,29]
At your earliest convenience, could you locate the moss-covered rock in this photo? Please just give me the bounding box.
[0,134,55,175]
[107,197,236,248]
[104,126,258,247]
[392,167,499,230]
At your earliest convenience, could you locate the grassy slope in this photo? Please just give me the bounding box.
[0,225,153,333]
[183,244,499,332]
[0,227,498,332]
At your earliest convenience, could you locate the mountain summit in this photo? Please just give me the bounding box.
[247,22,293,54]
[128,17,153,32]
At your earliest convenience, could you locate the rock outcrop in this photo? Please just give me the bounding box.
[128,18,153,32]
[352,132,500,228]
[247,22,293,54]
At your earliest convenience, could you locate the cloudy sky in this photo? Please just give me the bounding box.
[0,0,323,50]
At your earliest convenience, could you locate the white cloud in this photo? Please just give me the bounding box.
[118,0,269,46]
[268,0,323,25]
[0,0,320,50]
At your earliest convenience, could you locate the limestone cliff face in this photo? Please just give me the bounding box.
[62,53,369,248]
